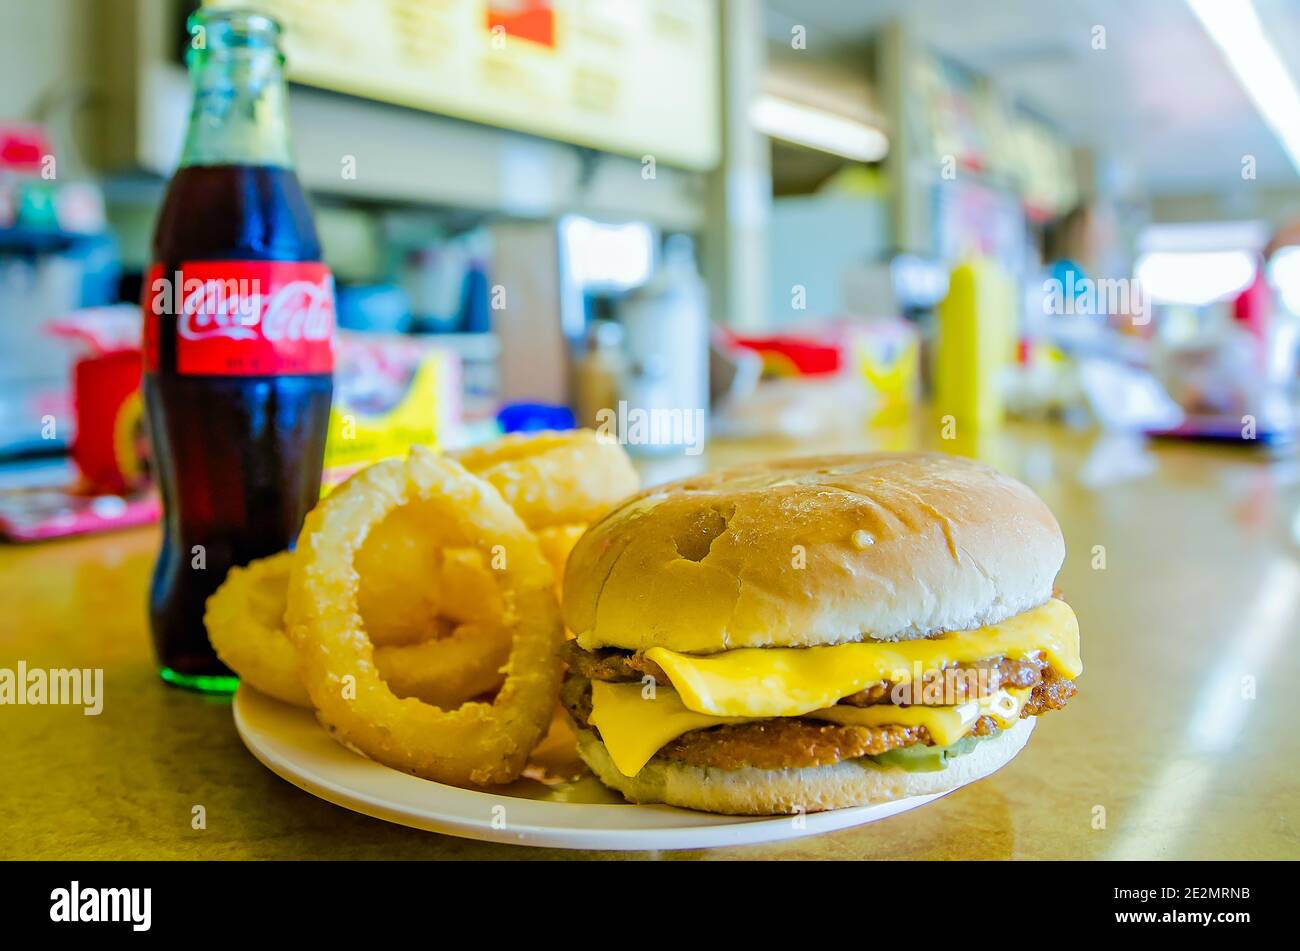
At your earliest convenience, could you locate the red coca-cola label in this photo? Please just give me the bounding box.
[143,261,335,375]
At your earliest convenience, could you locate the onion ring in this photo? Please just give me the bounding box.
[206,552,489,710]
[454,429,638,530]
[437,547,505,624]
[535,523,587,589]
[204,552,312,708]
[285,447,564,786]
[355,508,444,647]
[373,620,511,708]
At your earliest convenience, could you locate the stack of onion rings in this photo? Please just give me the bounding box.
[204,429,638,786]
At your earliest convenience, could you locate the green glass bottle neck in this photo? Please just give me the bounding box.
[179,46,293,169]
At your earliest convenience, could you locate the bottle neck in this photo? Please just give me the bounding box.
[179,46,293,168]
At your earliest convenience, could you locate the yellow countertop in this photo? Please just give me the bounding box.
[3,419,1299,859]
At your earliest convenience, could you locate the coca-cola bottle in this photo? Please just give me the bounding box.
[143,8,334,691]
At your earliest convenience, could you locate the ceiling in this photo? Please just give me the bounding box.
[765,0,1300,196]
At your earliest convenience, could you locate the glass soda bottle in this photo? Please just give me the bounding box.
[142,8,334,691]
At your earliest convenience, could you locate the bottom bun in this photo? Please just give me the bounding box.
[575,718,1036,815]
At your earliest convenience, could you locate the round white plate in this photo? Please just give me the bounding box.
[233,686,948,851]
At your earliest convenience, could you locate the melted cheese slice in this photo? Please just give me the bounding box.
[806,687,1030,746]
[588,681,749,777]
[589,680,1032,777]
[644,598,1080,718]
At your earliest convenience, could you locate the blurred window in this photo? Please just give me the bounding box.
[1135,251,1256,306]
[560,216,654,291]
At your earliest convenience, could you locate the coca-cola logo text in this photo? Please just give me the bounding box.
[150,270,335,344]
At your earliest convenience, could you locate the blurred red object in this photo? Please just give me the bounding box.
[73,349,145,493]
[730,333,842,377]
[47,307,148,494]
[486,0,555,48]
[0,124,53,174]
[1232,258,1272,346]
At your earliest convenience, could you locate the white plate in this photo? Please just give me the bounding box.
[233,686,948,851]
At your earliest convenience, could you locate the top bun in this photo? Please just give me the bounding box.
[563,452,1064,652]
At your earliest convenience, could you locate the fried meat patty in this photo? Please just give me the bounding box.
[560,665,1077,772]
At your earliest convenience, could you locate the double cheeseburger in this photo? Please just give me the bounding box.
[560,453,1081,815]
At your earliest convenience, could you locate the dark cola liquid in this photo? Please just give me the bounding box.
[145,164,332,683]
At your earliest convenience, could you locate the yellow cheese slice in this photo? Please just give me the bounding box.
[587,680,750,777]
[806,687,1030,746]
[645,598,1080,718]
[588,680,1032,777]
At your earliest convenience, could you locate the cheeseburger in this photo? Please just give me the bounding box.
[559,453,1081,815]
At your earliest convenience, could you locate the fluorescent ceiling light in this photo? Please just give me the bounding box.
[750,94,889,162]
[1187,0,1300,175]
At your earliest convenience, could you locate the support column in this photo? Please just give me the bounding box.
[879,16,928,256]
[705,0,771,331]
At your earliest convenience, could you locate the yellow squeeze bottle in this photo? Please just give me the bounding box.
[934,256,1014,436]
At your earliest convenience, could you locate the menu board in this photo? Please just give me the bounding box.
[205,0,720,170]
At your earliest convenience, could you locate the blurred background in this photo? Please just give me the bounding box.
[3,0,1300,536]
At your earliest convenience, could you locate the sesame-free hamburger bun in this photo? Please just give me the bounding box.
[564,452,1065,652]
